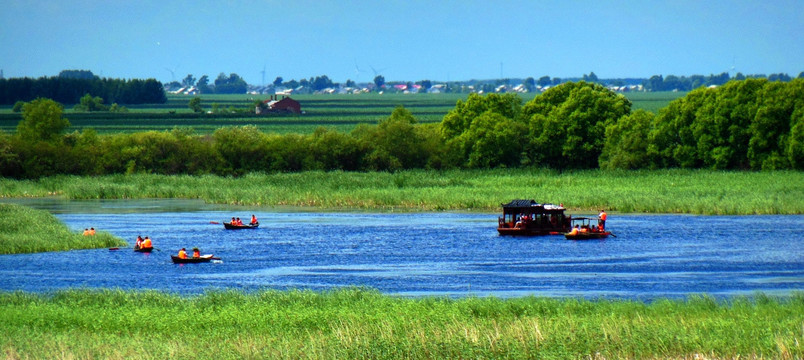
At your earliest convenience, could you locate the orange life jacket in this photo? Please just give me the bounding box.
[178,250,187,259]
[193,250,200,258]
[142,239,152,248]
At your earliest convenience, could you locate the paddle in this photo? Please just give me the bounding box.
[109,247,120,251]
[609,233,617,238]
[209,221,220,224]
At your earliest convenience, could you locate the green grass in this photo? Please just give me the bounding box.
[0,92,679,135]
[0,203,126,254]
[1,169,802,214]
[0,288,801,359]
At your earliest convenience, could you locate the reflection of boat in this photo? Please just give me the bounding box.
[134,246,154,253]
[564,217,610,240]
[171,255,218,264]
[224,222,259,230]
[497,200,572,236]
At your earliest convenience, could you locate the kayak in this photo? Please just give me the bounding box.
[224,222,259,230]
[171,254,219,264]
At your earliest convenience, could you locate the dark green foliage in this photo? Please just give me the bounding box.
[0,76,166,105]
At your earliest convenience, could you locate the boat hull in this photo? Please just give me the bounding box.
[223,222,259,230]
[564,231,610,240]
[497,227,564,236]
[134,247,154,253]
[171,255,217,264]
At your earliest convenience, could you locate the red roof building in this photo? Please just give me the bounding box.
[258,95,301,114]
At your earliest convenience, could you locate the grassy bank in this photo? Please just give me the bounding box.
[0,289,801,359]
[0,203,125,254]
[1,169,803,214]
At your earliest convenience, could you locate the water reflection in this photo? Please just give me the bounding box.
[0,199,802,299]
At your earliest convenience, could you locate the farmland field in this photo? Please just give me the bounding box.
[0,91,684,135]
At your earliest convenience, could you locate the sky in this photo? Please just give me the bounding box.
[2,0,802,85]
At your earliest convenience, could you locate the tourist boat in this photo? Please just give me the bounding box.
[171,254,218,264]
[223,222,259,230]
[497,200,572,236]
[564,217,610,240]
[133,246,154,253]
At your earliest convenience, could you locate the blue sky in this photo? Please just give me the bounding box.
[2,0,802,85]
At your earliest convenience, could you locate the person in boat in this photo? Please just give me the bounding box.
[88,228,96,236]
[236,217,243,226]
[141,236,153,249]
[178,248,187,259]
[82,228,90,236]
[598,210,607,229]
[134,235,143,249]
[250,214,258,225]
[568,225,580,235]
[229,217,236,225]
[192,247,200,258]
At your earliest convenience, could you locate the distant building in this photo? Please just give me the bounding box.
[257,95,301,114]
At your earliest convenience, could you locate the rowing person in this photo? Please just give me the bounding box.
[141,236,152,249]
[250,214,258,225]
[598,209,607,229]
[178,248,187,259]
[192,247,201,258]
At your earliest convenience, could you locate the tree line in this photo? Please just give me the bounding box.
[0,71,166,105]
[1,79,802,178]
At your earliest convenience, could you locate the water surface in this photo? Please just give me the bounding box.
[1,200,802,299]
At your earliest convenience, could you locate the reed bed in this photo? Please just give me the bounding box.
[1,169,802,214]
[0,288,801,359]
[0,203,126,254]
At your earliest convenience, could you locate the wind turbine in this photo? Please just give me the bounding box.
[369,64,388,78]
[353,60,365,84]
[260,63,266,87]
[164,65,178,82]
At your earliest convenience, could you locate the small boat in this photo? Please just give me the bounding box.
[223,222,259,230]
[564,231,611,240]
[171,254,219,264]
[564,217,610,240]
[134,246,154,253]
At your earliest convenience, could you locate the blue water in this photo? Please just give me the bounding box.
[0,201,802,299]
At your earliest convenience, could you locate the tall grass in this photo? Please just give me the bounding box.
[0,203,126,254]
[0,288,801,359]
[2,169,802,214]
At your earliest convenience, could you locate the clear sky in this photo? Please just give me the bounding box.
[2,0,802,85]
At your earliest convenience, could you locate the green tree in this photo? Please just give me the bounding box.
[522,81,631,169]
[73,93,109,112]
[441,93,523,140]
[16,98,70,142]
[600,109,654,169]
[373,75,385,91]
[182,74,196,87]
[189,97,203,113]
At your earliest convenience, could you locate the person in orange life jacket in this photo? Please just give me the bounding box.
[236,217,243,226]
[178,248,187,259]
[192,247,200,258]
[598,210,607,229]
[230,217,236,225]
[250,214,258,225]
[569,225,580,235]
[88,227,96,236]
[135,235,143,249]
[83,228,90,236]
[141,236,152,249]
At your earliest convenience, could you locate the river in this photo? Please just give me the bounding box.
[1,199,802,299]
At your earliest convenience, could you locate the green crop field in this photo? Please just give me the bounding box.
[0,91,680,135]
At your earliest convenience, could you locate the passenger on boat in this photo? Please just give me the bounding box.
[82,228,90,236]
[141,236,152,249]
[178,248,187,259]
[580,226,589,233]
[235,217,243,226]
[569,225,580,235]
[192,247,200,258]
[250,215,258,225]
[88,228,96,236]
[598,210,607,229]
[135,235,143,249]
[230,217,236,225]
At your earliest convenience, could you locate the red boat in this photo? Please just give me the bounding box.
[564,217,611,240]
[497,200,572,236]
